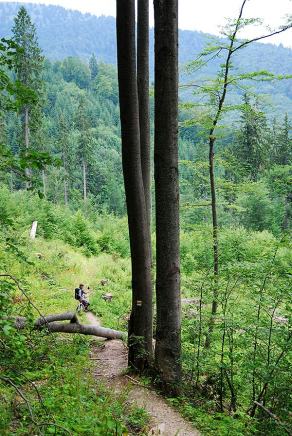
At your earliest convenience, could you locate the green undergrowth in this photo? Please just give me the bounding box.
[1,187,291,435]
[0,211,144,434]
[1,332,150,435]
[28,238,131,328]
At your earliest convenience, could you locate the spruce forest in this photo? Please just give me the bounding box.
[0,1,291,435]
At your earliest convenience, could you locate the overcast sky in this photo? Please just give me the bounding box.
[2,0,292,47]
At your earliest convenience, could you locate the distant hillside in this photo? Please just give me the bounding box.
[0,2,291,115]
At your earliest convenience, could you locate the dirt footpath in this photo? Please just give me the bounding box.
[86,312,200,436]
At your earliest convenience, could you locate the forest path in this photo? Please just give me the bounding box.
[86,311,200,436]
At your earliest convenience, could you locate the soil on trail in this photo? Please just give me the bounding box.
[86,312,200,436]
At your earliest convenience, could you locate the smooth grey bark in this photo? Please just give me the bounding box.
[10,312,78,329]
[45,322,123,339]
[35,312,78,326]
[137,0,151,229]
[116,0,153,370]
[8,312,124,339]
[154,0,181,394]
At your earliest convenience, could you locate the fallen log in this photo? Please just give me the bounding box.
[34,312,78,327]
[46,322,124,339]
[3,312,124,340]
[7,312,78,329]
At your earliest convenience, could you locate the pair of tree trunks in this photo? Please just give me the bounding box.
[116,0,181,392]
[116,0,153,372]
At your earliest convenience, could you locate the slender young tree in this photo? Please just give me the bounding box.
[12,7,43,188]
[137,0,151,230]
[116,0,153,371]
[154,0,181,393]
[185,0,291,347]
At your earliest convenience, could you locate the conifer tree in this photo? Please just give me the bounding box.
[236,95,269,181]
[89,53,99,81]
[12,6,44,187]
[274,114,291,166]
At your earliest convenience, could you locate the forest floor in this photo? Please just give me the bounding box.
[85,311,200,436]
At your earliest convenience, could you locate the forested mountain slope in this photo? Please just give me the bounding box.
[0,1,291,114]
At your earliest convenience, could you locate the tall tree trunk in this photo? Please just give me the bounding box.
[205,136,219,348]
[282,193,291,231]
[24,107,31,189]
[63,149,68,205]
[82,159,87,201]
[154,0,181,394]
[64,179,68,206]
[42,169,46,198]
[9,172,14,191]
[116,0,153,371]
[137,0,151,230]
[203,1,247,348]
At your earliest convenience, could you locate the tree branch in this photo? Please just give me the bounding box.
[0,376,72,434]
[0,376,34,422]
[0,274,46,323]
[254,401,291,435]
[232,24,292,54]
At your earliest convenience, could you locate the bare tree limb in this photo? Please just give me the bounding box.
[232,24,292,54]
[0,376,72,434]
[254,401,291,435]
[0,274,46,323]
[0,376,35,422]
